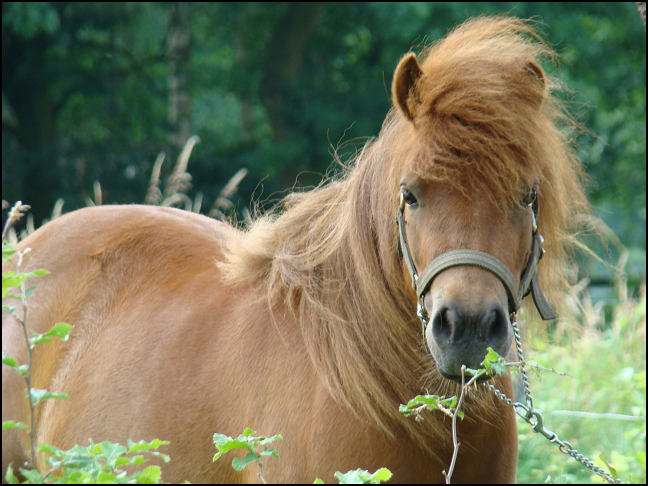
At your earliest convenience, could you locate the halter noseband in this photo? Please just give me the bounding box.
[396,193,557,327]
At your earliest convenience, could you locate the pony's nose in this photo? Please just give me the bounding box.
[427,299,511,381]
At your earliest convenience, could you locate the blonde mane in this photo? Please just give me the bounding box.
[218,16,588,454]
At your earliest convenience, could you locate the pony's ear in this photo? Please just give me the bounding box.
[392,53,423,122]
[523,60,547,103]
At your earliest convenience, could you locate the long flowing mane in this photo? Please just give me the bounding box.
[218,16,588,454]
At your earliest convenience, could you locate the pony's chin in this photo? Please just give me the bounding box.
[438,368,494,385]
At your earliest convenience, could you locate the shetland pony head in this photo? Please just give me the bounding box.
[389,17,587,380]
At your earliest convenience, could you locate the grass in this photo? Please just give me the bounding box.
[516,284,646,483]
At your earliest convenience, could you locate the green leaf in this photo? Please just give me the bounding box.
[213,433,234,446]
[313,478,325,484]
[21,269,50,279]
[212,434,253,454]
[335,469,365,483]
[259,434,282,445]
[24,285,37,298]
[29,388,68,406]
[130,455,147,466]
[2,353,18,368]
[115,456,132,467]
[98,441,127,466]
[127,438,170,454]
[400,394,449,413]
[4,463,17,484]
[139,465,162,483]
[260,447,280,462]
[2,303,17,314]
[151,451,170,463]
[29,322,73,346]
[2,421,28,430]
[242,427,255,437]
[38,442,64,456]
[232,452,259,471]
[45,322,73,341]
[96,470,118,482]
[369,468,392,482]
[334,468,392,484]
[599,452,618,480]
[2,276,21,297]
[484,347,501,362]
[439,396,457,409]
[18,468,44,483]
[2,242,17,257]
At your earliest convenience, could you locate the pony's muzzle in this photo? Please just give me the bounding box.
[424,282,513,383]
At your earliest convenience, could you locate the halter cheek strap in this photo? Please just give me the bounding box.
[396,195,557,320]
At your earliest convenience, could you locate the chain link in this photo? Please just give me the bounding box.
[483,316,623,484]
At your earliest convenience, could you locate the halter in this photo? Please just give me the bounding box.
[396,193,557,342]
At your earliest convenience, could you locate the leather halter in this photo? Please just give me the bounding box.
[396,193,557,324]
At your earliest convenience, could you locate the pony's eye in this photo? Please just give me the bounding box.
[402,189,418,206]
[522,189,537,207]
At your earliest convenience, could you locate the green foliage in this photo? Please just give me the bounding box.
[517,292,646,484]
[399,395,461,421]
[2,3,644,260]
[401,327,645,484]
[27,321,73,347]
[5,439,170,484]
[212,428,281,476]
[2,2,60,39]
[400,347,513,421]
[2,421,28,430]
[213,428,394,484]
[314,468,393,484]
[2,203,170,484]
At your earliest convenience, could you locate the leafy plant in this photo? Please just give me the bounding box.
[213,428,393,484]
[314,468,392,484]
[399,347,513,422]
[4,439,170,484]
[213,428,282,483]
[2,202,170,484]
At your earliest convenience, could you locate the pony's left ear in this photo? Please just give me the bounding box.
[523,59,547,103]
[392,53,423,122]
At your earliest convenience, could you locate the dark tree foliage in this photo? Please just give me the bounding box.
[2,3,645,280]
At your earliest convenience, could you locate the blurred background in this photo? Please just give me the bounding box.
[2,4,645,285]
[2,3,645,483]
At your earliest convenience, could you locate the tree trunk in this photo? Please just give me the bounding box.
[260,3,324,142]
[167,2,192,151]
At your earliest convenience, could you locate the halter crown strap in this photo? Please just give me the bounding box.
[396,197,557,320]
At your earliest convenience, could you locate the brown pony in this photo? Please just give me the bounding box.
[3,16,587,483]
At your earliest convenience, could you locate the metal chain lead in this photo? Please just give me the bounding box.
[483,316,623,484]
[511,313,534,417]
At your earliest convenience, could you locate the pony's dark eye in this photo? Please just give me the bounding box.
[521,189,537,207]
[402,189,418,206]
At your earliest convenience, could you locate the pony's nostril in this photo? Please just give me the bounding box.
[479,309,497,341]
[432,306,453,343]
[486,306,509,349]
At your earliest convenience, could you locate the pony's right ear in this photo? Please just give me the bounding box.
[392,53,423,122]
